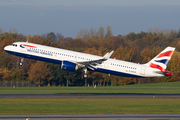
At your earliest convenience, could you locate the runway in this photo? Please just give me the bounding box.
[0,93,180,98]
[1,94,180,120]
[1,114,180,120]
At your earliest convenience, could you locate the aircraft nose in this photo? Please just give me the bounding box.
[4,46,7,51]
[4,46,10,51]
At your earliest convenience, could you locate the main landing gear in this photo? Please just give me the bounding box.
[20,57,24,66]
[83,67,88,78]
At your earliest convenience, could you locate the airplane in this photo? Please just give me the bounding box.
[4,42,175,78]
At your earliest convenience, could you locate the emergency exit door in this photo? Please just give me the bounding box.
[140,66,146,75]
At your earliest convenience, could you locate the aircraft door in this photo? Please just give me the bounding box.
[20,45,26,52]
[140,66,146,75]
[104,61,109,68]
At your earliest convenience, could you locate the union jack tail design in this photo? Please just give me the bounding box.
[146,47,175,71]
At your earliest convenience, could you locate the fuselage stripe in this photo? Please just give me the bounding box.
[20,44,37,48]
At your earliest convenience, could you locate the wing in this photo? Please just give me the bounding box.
[77,51,114,70]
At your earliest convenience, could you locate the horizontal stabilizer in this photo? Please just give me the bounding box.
[154,70,173,76]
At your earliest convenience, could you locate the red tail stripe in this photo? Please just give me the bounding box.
[21,44,37,48]
[156,51,173,58]
[149,63,164,71]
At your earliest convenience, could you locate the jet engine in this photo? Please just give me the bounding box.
[61,61,78,71]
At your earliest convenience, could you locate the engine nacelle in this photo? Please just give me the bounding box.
[61,61,78,71]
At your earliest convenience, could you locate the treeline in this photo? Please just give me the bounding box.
[0,27,180,87]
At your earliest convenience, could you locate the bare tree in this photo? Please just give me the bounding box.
[56,33,64,41]
[0,27,2,35]
[47,32,56,42]
[89,28,97,39]
[97,27,104,39]
[105,26,112,38]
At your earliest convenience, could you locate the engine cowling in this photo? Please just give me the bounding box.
[61,61,78,71]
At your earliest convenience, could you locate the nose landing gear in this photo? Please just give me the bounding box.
[83,67,88,78]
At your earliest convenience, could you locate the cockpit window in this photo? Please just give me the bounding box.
[11,44,17,47]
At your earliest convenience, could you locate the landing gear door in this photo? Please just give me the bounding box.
[140,66,146,75]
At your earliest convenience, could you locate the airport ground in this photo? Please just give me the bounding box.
[1,114,180,120]
[0,82,180,120]
[0,97,180,114]
[1,97,180,120]
[0,82,180,94]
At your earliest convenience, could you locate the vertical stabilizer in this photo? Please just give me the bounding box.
[145,47,175,71]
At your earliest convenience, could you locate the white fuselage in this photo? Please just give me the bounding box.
[4,42,164,77]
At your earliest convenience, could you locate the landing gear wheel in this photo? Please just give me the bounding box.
[83,67,88,78]
[84,74,88,78]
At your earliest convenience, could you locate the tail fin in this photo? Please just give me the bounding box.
[145,47,175,71]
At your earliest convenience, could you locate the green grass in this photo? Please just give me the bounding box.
[0,98,180,114]
[0,82,180,94]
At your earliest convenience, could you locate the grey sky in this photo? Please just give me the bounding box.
[1,0,180,6]
[0,0,180,38]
